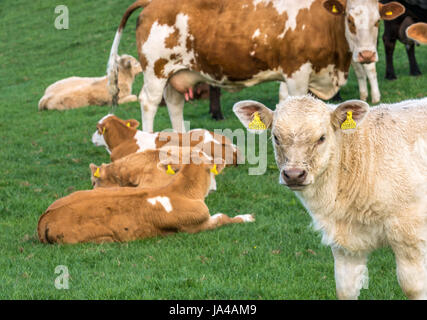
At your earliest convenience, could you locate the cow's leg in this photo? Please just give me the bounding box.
[139,76,167,132]
[332,247,369,300]
[351,61,369,102]
[383,24,398,80]
[405,44,422,76]
[285,64,311,96]
[363,63,380,104]
[279,82,289,102]
[163,82,186,132]
[209,86,224,121]
[181,213,255,234]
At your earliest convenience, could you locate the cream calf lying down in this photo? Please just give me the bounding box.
[90,148,214,190]
[38,54,142,111]
[234,96,427,300]
[38,154,254,244]
[91,114,240,163]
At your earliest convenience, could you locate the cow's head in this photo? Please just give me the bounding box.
[323,0,405,64]
[233,96,369,191]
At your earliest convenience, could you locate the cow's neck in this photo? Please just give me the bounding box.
[105,122,137,150]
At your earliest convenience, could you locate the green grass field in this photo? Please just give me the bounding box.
[0,0,426,300]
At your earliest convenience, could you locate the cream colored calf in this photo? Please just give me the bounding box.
[38,54,141,110]
[234,96,427,300]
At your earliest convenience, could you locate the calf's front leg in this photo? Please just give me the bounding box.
[181,213,255,234]
[332,247,369,300]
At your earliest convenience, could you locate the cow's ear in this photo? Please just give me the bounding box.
[379,2,405,20]
[323,0,345,16]
[406,23,427,45]
[125,119,140,129]
[233,100,273,134]
[331,100,369,133]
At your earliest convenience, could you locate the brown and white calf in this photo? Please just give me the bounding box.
[107,0,404,132]
[91,114,240,163]
[406,22,427,44]
[38,157,254,244]
[90,147,221,191]
[234,96,427,299]
[38,54,142,110]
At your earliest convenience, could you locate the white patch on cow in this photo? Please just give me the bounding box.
[91,131,110,154]
[252,28,261,39]
[135,131,158,152]
[147,196,173,213]
[98,114,114,124]
[203,131,221,144]
[254,0,314,34]
[142,14,196,80]
[285,62,313,95]
[211,213,223,221]
[308,64,347,100]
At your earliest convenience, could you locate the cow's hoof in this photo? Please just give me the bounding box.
[211,114,225,121]
[385,74,397,80]
[410,70,422,76]
[236,214,255,223]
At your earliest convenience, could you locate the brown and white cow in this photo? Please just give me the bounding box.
[107,0,404,132]
[91,114,240,163]
[38,154,254,244]
[39,54,142,110]
[406,22,427,44]
[234,96,427,299]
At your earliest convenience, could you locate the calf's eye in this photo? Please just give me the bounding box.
[273,134,280,144]
[317,135,326,144]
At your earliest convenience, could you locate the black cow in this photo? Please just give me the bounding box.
[381,0,427,79]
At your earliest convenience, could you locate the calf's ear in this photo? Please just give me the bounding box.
[406,23,427,45]
[233,100,274,134]
[323,0,345,16]
[125,119,140,129]
[331,100,369,133]
[379,2,405,20]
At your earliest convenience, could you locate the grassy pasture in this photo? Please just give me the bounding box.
[0,0,425,299]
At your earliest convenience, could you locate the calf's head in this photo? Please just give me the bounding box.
[91,114,140,149]
[234,96,369,191]
[118,54,143,77]
[323,0,405,64]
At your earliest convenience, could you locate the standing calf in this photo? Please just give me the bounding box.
[234,96,427,299]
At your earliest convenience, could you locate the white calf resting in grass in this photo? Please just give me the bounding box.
[234,95,427,300]
[38,54,142,110]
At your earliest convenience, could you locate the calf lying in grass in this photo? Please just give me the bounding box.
[90,148,210,189]
[91,114,240,163]
[38,154,254,244]
[234,96,427,300]
[38,54,141,111]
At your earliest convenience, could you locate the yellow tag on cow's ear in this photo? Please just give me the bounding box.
[94,167,101,178]
[210,164,219,175]
[126,122,131,127]
[341,111,357,130]
[332,4,338,13]
[385,11,393,16]
[248,112,267,130]
[102,127,106,135]
[166,164,176,175]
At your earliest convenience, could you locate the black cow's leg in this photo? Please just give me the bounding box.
[209,86,224,121]
[383,35,397,80]
[405,44,422,76]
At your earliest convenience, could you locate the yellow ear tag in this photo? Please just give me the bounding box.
[248,112,267,130]
[210,164,219,175]
[102,127,105,135]
[332,4,338,13]
[166,164,176,175]
[385,11,393,16]
[126,122,131,127]
[341,111,357,130]
[94,167,101,178]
